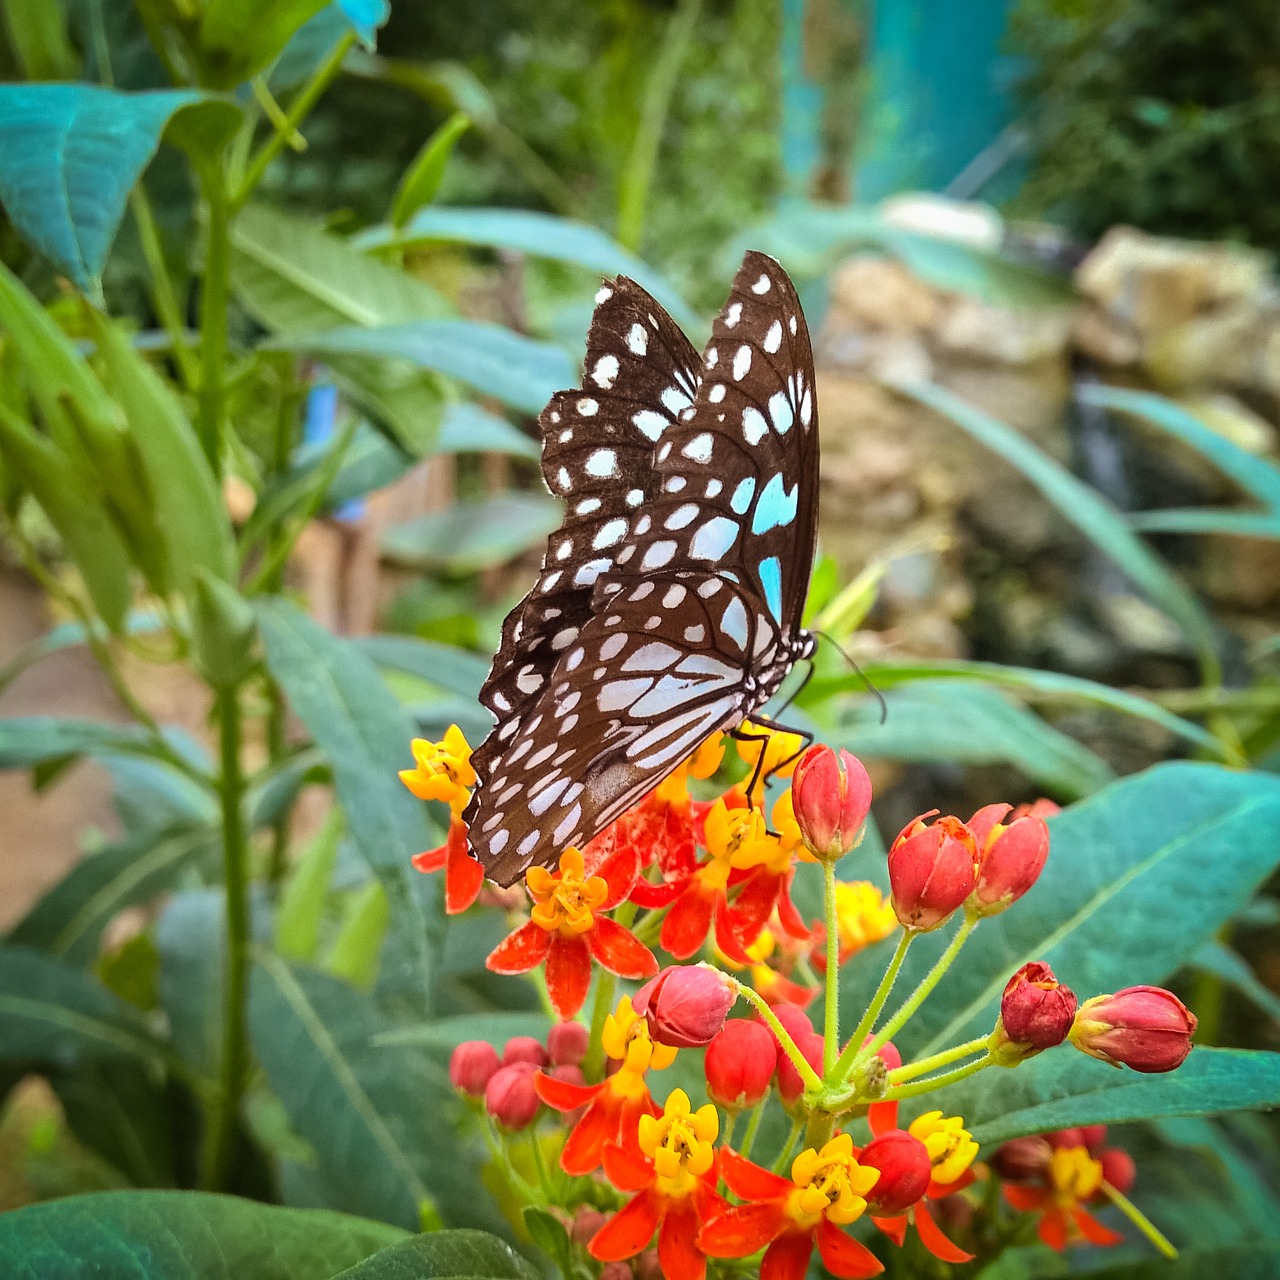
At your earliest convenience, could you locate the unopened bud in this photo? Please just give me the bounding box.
[776,1032,824,1109]
[790,745,873,861]
[449,1040,499,1097]
[859,1129,932,1214]
[485,1062,540,1130]
[503,1035,549,1069]
[547,1021,589,1067]
[990,1136,1052,1182]
[994,961,1077,1062]
[1070,986,1197,1073]
[887,812,977,932]
[705,1020,777,1109]
[633,963,737,1048]
[968,803,1050,917]
[1099,1147,1136,1194]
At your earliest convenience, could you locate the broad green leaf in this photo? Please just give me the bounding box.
[325,882,390,988]
[392,113,471,228]
[0,945,164,1065]
[436,402,539,460]
[0,612,163,694]
[924,1048,1280,1147]
[0,716,157,769]
[0,87,238,293]
[0,0,78,79]
[356,206,699,331]
[0,403,133,629]
[841,763,1280,1060]
[89,312,236,588]
[1066,1247,1280,1280]
[7,827,216,965]
[102,754,220,831]
[278,809,344,962]
[0,1189,404,1280]
[331,1230,537,1280]
[1128,508,1280,537]
[893,380,1220,675]
[246,747,328,831]
[382,493,564,573]
[155,889,225,1078]
[199,0,329,87]
[250,954,499,1232]
[256,599,440,1010]
[356,634,488,701]
[811,658,1231,761]
[271,321,575,416]
[831,681,1114,799]
[372,1012,550,1053]
[1081,385,1280,512]
[1191,940,1280,1024]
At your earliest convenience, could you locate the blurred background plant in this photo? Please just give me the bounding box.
[0,0,1278,1276]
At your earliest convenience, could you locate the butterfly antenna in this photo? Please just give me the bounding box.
[813,630,888,726]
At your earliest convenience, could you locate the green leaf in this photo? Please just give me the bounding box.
[199,0,330,87]
[1065,1246,1280,1280]
[0,1189,405,1280]
[892,379,1219,674]
[831,681,1114,799]
[356,634,489,701]
[0,717,157,769]
[931,1048,1280,1147]
[0,0,78,78]
[435,402,539,460]
[841,763,1280,1060]
[0,86,237,294]
[278,809,344,963]
[7,827,216,966]
[392,114,472,228]
[155,889,225,1079]
[325,882,390,988]
[381,493,564,573]
[250,954,498,1232]
[0,613,163,694]
[271,321,575,416]
[1191,940,1280,1024]
[1128,508,1280,538]
[334,0,390,48]
[355,206,698,331]
[0,945,164,1065]
[330,1230,538,1280]
[372,1011,550,1053]
[88,312,236,589]
[812,658,1231,761]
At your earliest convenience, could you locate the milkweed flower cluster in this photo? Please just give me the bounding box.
[403,727,1193,1275]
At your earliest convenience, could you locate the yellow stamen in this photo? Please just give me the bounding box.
[833,881,898,956]
[787,1134,880,1227]
[600,996,677,1075]
[908,1111,979,1186]
[1048,1146,1104,1203]
[526,847,607,936]
[638,1088,719,1196]
[398,725,476,814]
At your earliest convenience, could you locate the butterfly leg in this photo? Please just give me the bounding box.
[729,720,816,810]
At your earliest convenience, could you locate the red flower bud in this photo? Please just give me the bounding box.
[547,1021,589,1067]
[887,812,977,932]
[791,745,873,861]
[549,1063,586,1089]
[968,804,1050,916]
[1045,1127,1086,1150]
[705,1019,778,1109]
[761,1003,814,1053]
[860,1129,933,1213]
[570,1206,607,1245]
[1070,986,1197,1073]
[1078,1125,1108,1155]
[997,961,1077,1058]
[633,963,737,1048]
[1011,798,1060,821]
[990,1136,1052,1182]
[485,1062,540,1129]
[449,1039,499,1097]
[633,1251,663,1280]
[777,1032,824,1108]
[1099,1147,1136,1195]
[503,1035,549,1069]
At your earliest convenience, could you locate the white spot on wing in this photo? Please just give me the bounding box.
[752,273,772,294]
[725,302,742,328]
[578,397,598,416]
[742,406,767,445]
[585,449,618,478]
[682,434,713,463]
[763,319,783,353]
[641,541,677,570]
[634,409,666,441]
[594,518,628,549]
[665,504,699,530]
[592,354,619,388]
[733,345,753,380]
[627,323,649,355]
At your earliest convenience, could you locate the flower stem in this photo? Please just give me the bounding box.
[890,1035,991,1085]
[721,1110,738,1150]
[1099,1180,1178,1259]
[583,971,618,1082]
[739,1099,766,1160]
[867,915,978,1056]
[528,1123,554,1201]
[821,859,840,1077]
[882,1053,994,1101]
[833,931,913,1081]
[736,984,823,1095]
[196,174,230,474]
[200,684,250,1190]
[772,1116,804,1174]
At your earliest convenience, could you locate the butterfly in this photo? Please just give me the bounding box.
[464,250,820,887]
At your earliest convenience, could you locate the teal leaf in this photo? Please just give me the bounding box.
[330,1229,538,1279]
[334,0,389,47]
[355,206,698,331]
[381,493,564,574]
[0,717,159,769]
[436,402,539,460]
[356,635,489,701]
[0,1189,404,1280]
[155,890,226,1079]
[269,321,575,416]
[1191,940,1280,1025]
[0,86,237,293]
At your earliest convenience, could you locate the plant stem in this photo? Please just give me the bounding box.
[197,175,231,473]
[822,859,840,1076]
[889,1035,991,1085]
[881,1052,993,1101]
[737,984,823,1095]
[772,1116,804,1174]
[721,1110,738,1150]
[738,1099,765,1160]
[867,916,978,1056]
[528,1123,553,1201]
[201,684,250,1191]
[833,931,912,1081]
[130,187,199,390]
[234,33,355,208]
[1099,1180,1178,1259]
[583,971,618,1082]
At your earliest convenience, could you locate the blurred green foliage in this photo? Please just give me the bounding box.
[1010,0,1280,249]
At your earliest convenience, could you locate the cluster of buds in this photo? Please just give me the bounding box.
[408,728,1195,1276]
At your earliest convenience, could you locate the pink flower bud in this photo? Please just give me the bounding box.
[599,1263,632,1280]
[887,812,977,932]
[1045,1127,1087,1150]
[634,1251,663,1280]
[1078,1125,1108,1155]
[547,1021,589,1067]
[449,1039,499,1097]
[485,1062,541,1129]
[705,1020,778,1109]
[997,961,1077,1058]
[990,1136,1052,1182]
[549,1063,586,1089]
[570,1206,607,1245]
[633,963,737,1048]
[968,804,1050,916]
[1099,1147,1136,1194]
[1070,986,1197,1073]
[777,1032,824,1108]
[503,1036,549,1068]
[790,745,873,861]
[859,1129,933,1214]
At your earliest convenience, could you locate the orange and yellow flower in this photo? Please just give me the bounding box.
[403,728,484,912]
[1002,1144,1124,1251]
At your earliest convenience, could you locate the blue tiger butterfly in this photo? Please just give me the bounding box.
[464,251,819,886]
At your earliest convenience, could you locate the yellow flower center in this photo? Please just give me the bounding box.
[704,799,784,874]
[526,847,607,936]
[908,1111,979,1186]
[1048,1146,1104,1204]
[600,997,678,1077]
[654,734,726,806]
[638,1089,718,1196]
[834,881,899,955]
[787,1134,880,1227]
[398,725,477,813]
[736,721,807,794]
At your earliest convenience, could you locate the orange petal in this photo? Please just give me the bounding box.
[761,1230,815,1280]
[603,1140,656,1193]
[560,1098,616,1176]
[444,819,484,913]
[545,933,593,1020]
[914,1202,973,1264]
[1072,1206,1124,1247]
[870,1215,907,1248]
[659,1194,709,1280]
[535,1071,600,1111]
[485,920,551,974]
[589,1188,663,1261]
[867,1101,899,1137]
[587,916,659,980]
[699,1203,789,1259]
[662,884,717,959]
[719,1149,794,1202]
[816,1219,885,1279]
